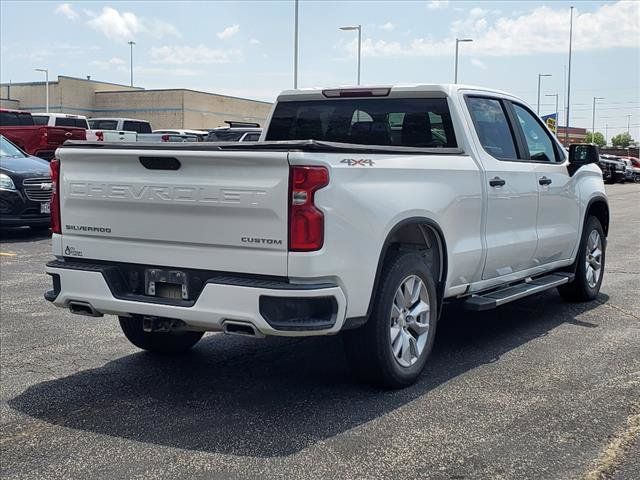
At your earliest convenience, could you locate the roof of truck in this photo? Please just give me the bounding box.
[277,84,514,101]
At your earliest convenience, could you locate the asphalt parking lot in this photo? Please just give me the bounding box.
[1,183,638,480]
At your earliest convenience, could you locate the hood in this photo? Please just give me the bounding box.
[0,155,50,175]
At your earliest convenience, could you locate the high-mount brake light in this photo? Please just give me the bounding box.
[322,88,391,98]
[50,158,61,234]
[289,166,329,252]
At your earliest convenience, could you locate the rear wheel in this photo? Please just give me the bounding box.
[558,216,605,302]
[119,316,204,354]
[343,250,438,388]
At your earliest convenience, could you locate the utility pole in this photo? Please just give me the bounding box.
[627,114,632,134]
[454,38,473,84]
[605,123,608,146]
[565,6,574,144]
[293,0,298,88]
[537,73,552,115]
[34,68,49,113]
[128,41,136,87]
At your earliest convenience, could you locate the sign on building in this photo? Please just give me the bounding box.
[541,113,557,134]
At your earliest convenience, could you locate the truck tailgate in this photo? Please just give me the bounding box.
[57,147,290,276]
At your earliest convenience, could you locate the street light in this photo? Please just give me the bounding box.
[34,68,49,113]
[128,40,136,87]
[627,114,632,134]
[454,38,473,84]
[536,73,552,115]
[340,25,361,85]
[591,96,604,142]
[545,93,559,135]
[293,0,299,88]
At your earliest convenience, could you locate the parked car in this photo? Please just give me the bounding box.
[598,154,626,184]
[0,108,86,160]
[621,158,640,182]
[45,84,608,388]
[205,121,262,142]
[153,129,208,141]
[87,117,163,142]
[0,135,51,229]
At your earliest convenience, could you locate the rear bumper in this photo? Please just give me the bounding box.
[45,260,347,337]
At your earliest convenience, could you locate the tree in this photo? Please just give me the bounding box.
[584,131,606,147]
[611,132,634,148]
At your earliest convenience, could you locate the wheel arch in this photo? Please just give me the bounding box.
[365,217,448,320]
[585,196,609,237]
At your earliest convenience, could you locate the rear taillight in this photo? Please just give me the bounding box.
[289,166,329,251]
[50,159,61,234]
[95,131,104,141]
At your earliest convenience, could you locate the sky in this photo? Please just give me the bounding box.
[1,0,639,138]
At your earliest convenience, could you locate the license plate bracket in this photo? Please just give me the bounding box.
[145,269,189,300]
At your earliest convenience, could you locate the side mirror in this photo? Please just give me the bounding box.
[569,143,599,166]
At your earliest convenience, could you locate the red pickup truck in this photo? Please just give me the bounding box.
[0,109,86,161]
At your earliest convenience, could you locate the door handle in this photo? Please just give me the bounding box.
[489,177,506,187]
[539,176,552,186]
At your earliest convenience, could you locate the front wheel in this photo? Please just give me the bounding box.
[119,316,204,354]
[558,216,605,302]
[343,250,438,388]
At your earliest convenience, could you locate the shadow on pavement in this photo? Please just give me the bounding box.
[0,226,51,244]
[9,290,607,458]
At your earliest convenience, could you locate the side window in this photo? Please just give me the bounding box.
[33,116,49,125]
[466,97,517,160]
[512,104,557,162]
[242,133,260,142]
[55,117,77,127]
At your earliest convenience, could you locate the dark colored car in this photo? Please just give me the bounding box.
[0,135,52,229]
[598,154,626,184]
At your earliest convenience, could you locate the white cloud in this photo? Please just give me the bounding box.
[217,24,240,40]
[249,38,261,45]
[427,0,449,10]
[150,45,241,64]
[471,58,487,70]
[343,1,639,58]
[380,22,394,31]
[55,3,79,21]
[90,57,126,70]
[87,7,180,41]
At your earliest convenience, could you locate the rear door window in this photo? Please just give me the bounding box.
[123,121,152,134]
[266,97,457,147]
[89,119,118,130]
[466,97,518,160]
[33,115,49,125]
[55,117,77,127]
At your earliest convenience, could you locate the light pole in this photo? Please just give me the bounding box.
[627,114,632,134]
[340,25,361,85]
[536,73,552,115]
[591,97,604,143]
[128,40,135,87]
[545,93,559,135]
[565,6,574,144]
[34,68,49,113]
[604,123,608,146]
[293,0,299,88]
[454,38,473,84]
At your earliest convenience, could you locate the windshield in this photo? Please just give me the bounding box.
[266,97,457,147]
[0,136,26,157]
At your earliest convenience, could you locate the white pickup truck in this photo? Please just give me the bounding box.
[45,84,608,388]
[86,118,162,142]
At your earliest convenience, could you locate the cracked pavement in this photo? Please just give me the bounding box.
[1,183,638,480]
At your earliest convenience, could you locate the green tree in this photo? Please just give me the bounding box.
[585,131,606,147]
[611,132,634,148]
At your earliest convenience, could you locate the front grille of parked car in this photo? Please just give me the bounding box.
[22,177,53,202]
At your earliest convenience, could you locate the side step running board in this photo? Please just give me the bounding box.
[463,272,575,311]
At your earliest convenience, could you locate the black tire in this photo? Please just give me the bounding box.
[119,316,204,354]
[343,250,439,388]
[558,216,605,302]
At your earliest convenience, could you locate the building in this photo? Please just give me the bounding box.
[0,75,272,130]
[556,126,588,147]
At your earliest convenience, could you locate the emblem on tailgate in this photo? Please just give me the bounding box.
[241,237,283,246]
[65,224,112,233]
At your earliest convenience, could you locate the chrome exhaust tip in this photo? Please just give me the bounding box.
[68,301,103,317]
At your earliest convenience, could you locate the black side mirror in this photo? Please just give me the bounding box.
[569,143,599,166]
